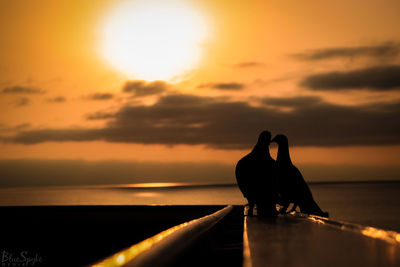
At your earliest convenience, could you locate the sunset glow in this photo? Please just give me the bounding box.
[2,3,400,267]
[0,0,400,187]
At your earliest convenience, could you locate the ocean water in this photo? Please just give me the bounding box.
[310,182,400,232]
[0,182,399,232]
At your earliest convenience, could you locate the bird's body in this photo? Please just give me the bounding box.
[235,131,278,217]
[272,134,328,217]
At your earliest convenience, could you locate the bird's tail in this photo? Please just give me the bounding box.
[300,199,329,217]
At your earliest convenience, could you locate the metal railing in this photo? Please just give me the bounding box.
[91,205,233,267]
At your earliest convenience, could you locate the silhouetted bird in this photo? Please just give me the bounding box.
[235,131,278,217]
[272,134,329,217]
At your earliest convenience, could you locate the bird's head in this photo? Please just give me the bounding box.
[271,134,288,145]
[257,131,272,146]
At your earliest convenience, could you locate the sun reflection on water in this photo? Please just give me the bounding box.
[120,182,185,188]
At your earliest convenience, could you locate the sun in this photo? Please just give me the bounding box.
[100,0,209,81]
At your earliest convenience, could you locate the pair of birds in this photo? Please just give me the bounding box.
[235,131,328,217]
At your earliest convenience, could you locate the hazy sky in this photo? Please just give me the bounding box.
[1,0,400,186]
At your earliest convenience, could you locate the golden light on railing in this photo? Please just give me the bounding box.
[361,226,400,245]
[308,216,326,224]
[92,221,190,267]
[92,206,233,267]
[303,213,400,246]
[242,216,252,267]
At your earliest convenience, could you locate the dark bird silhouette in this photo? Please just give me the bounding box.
[235,131,278,217]
[272,134,329,217]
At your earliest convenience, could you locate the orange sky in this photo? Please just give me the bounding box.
[1,0,400,185]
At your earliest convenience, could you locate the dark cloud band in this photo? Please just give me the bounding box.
[197,82,245,90]
[85,93,113,100]
[5,94,400,148]
[294,42,400,60]
[122,80,168,96]
[1,86,45,94]
[301,65,400,90]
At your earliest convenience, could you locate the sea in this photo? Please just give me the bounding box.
[1,182,400,232]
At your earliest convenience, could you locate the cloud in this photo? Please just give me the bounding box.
[15,97,30,106]
[85,111,114,120]
[122,80,168,96]
[234,61,265,68]
[5,93,400,148]
[47,96,66,103]
[262,96,321,107]
[1,86,45,94]
[0,123,30,133]
[294,42,400,60]
[197,82,245,90]
[85,93,114,100]
[301,65,400,90]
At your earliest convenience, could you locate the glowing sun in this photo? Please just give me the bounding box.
[100,0,209,81]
